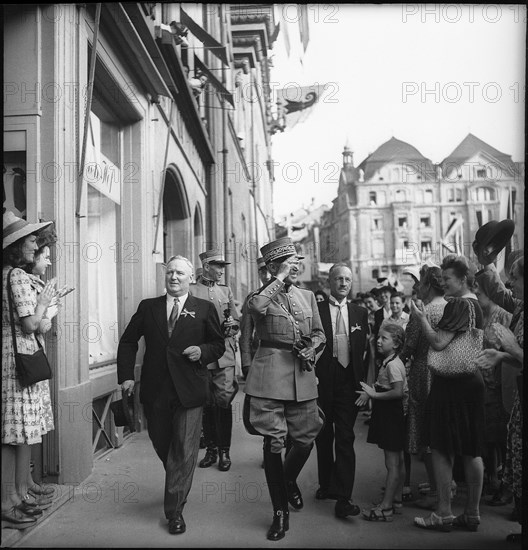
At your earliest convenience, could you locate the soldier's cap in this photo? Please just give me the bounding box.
[260,237,297,264]
[199,250,230,265]
[257,256,267,269]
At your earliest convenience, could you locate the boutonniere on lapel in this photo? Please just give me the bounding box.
[350,324,362,333]
[180,308,196,319]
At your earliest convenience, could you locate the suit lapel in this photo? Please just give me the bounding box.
[153,295,169,340]
[320,302,333,354]
[170,295,200,341]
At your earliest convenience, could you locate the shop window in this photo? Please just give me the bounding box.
[87,110,121,368]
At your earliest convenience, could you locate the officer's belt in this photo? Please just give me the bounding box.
[260,340,294,351]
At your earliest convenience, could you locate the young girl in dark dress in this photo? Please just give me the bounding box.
[356,323,407,522]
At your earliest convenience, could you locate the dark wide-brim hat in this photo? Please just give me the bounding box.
[473,219,515,264]
[110,393,136,432]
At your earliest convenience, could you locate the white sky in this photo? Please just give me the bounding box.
[269,4,526,218]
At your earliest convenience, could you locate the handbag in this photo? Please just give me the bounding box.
[428,299,483,378]
[7,268,53,388]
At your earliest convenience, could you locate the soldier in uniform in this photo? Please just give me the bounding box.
[239,256,271,379]
[190,249,239,472]
[243,237,326,541]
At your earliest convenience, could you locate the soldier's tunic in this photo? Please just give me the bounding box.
[189,276,239,407]
[239,293,259,370]
[244,277,326,452]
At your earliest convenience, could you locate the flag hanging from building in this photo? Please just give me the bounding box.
[275,84,326,130]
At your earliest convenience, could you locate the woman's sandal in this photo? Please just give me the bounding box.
[414,512,455,532]
[371,498,402,513]
[362,506,394,522]
[1,506,38,529]
[452,513,480,532]
[28,483,54,497]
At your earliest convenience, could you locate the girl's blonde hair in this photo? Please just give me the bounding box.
[379,323,405,354]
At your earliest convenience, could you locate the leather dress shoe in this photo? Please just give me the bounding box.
[168,513,186,535]
[218,449,231,471]
[315,488,339,500]
[267,510,289,541]
[335,499,360,518]
[1,506,38,528]
[286,481,303,510]
[199,449,217,468]
[28,483,55,497]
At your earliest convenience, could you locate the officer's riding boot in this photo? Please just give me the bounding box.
[199,405,218,468]
[263,438,289,541]
[217,405,233,471]
[283,443,313,510]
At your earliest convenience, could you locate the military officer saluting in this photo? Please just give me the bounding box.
[239,256,271,379]
[190,249,239,471]
[243,237,326,541]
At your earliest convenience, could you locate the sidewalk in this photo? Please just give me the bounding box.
[5,387,520,548]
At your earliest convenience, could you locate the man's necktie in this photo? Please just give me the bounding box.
[168,297,180,337]
[331,302,350,368]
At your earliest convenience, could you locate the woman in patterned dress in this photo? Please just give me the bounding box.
[475,255,523,543]
[2,212,56,528]
[400,266,446,509]
[24,234,64,499]
[473,284,511,496]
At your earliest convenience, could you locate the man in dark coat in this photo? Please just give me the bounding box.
[117,255,225,535]
[315,262,369,519]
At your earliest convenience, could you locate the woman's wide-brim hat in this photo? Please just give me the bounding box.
[3,211,53,250]
[473,219,515,265]
[110,393,136,432]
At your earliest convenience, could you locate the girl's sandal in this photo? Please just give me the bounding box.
[414,512,454,532]
[452,513,480,532]
[28,483,54,497]
[362,506,394,522]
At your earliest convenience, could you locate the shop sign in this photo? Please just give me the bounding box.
[84,144,121,204]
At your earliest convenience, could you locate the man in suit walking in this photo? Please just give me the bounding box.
[117,255,225,535]
[315,263,369,519]
[243,237,326,541]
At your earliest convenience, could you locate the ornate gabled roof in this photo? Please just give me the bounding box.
[440,133,517,174]
[358,137,435,182]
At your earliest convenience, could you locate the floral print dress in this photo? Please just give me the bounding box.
[2,266,54,444]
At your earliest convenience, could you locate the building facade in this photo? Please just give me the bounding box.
[3,3,287,485]
[320,134,524,294]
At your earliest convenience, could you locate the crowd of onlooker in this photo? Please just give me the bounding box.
[313,231,522,540]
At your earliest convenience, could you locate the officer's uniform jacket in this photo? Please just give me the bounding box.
[239,293,259,368]
[189,276,239,369]
[245,277,326,401]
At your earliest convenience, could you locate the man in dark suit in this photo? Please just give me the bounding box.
[117,255,225,535]
[315,262,368,519]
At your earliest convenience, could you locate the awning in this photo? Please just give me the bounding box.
[180,7,228,66]
[194,56,234,108]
